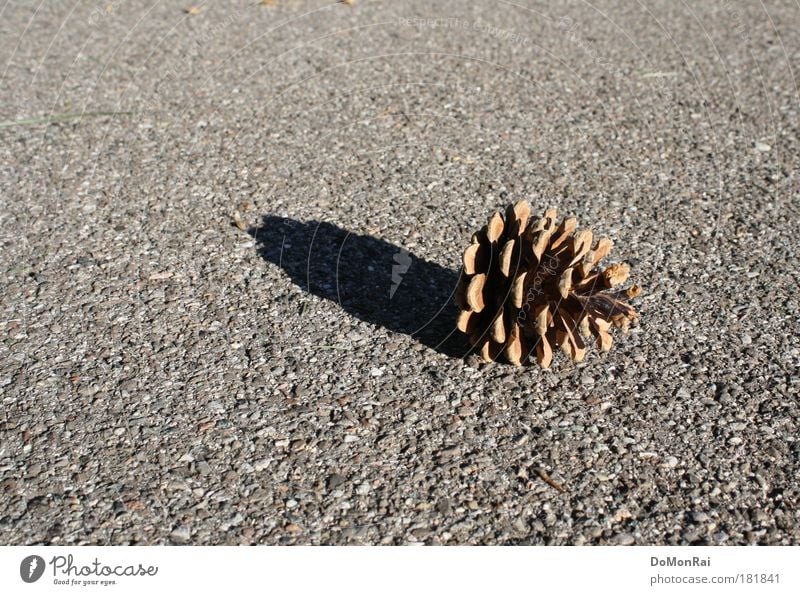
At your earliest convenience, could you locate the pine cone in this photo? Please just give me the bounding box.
[456,201,640,367]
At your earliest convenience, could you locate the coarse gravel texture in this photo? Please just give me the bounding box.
[1,0,799,546]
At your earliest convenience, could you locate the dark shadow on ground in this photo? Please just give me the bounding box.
[249,216,469,358]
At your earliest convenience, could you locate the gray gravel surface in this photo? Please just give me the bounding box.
[1,0,799,545]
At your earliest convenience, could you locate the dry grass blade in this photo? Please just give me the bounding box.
[536,468,567,493]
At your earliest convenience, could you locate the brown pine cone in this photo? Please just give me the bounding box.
[456,201,640,367]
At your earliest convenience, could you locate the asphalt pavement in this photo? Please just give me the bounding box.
[1,0,798,545]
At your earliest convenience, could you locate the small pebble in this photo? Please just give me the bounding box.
[170,527,191,543]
